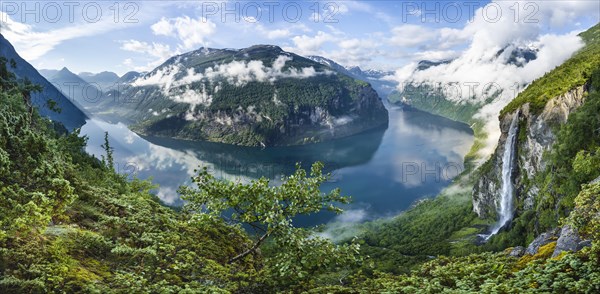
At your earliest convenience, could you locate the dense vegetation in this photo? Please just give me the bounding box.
[388,84,483,125]
[0,57,359,292]
[3,25,600,293]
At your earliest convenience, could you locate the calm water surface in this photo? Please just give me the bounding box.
[80,104,473,227]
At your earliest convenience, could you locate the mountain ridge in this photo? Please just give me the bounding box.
[0,34,87,130]
[109,45,389,147]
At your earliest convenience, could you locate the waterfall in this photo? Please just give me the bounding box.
[486,113,519,239]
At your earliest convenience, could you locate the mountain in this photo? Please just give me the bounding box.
[307,55,397,98]
[117,71,142,83]
[78,71,120,90]
[48,67,103,110]
[38,69,59,79]
[112,45,388,147]
[0,34,87,130]
[473,24,600,244]
[388,45,539,125]
[501,46,538,67]
[416,59,452,71]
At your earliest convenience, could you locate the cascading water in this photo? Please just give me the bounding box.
[485,113,519,240]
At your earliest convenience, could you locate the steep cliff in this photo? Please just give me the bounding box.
[472,24,600,241]
[473,85,588,218]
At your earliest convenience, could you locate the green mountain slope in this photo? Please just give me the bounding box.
[110,45,388,147]
[0,34,87,130]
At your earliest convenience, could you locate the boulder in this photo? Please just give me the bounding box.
[552,226,581,257]
[508,246,526,257]
[578,240,592,249]
[525,228,560,255]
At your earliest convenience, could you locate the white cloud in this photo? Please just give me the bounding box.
[388,0,596,160]
[389,25,470,52]
[267,29,291,39]
[0,11,120,61]
[134,55,333,108]
[121,40,173,59]
[289,31,336,55]
[151,16,217,50]
[120,40,175,71]
[156,187,179,205]
[412,50,460,62]
[284,30,383,68]
[390,24,438,48]
[335,209,368,223]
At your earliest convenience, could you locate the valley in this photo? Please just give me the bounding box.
[1,1,599,293]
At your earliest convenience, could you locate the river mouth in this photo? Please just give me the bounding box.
[80,104,474,227]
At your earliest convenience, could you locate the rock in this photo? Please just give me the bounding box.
[591,176,600,184]
[552,226,581,257]
[472,85,587,218]
[508,246,526,257]
[525,228,560,255]
[578,240,592,249]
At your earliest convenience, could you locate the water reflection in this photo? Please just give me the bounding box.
[80,105,473,226]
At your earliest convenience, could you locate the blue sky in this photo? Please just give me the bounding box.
[1,1,598,75]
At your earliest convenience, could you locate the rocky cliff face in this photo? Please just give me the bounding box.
[472,84,588,218]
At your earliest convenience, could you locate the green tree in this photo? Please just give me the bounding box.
[100,131,114,170]
[180,162,361,285]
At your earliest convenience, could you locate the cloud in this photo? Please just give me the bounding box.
[267,29,291,39]
[151,16,216,50]
[156,187,179,205]
[317,208,370,242]
[390,25,438,48]
[412,50,460,62]
[121,40,173,59]
[120,40,175,71]
[388,0,595,160]
[284,31,383,68]
[136,55,332,87]
[133,55,333,107]
[0,11,120,61]
[389,25,470,53]
[289,31,337,54]
[335,209,368,223]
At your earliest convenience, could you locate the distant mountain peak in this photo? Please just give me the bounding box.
[416,60,453,71]
[0,34,87,129]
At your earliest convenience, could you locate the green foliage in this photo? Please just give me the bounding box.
[342,249,600,293]
[180,162,361,290]
[100,131,114,170]
[568,183,600,258]
[0,55,262,293]
[2,41,600,293]
[528,67,600,232]
[353,189,482,275]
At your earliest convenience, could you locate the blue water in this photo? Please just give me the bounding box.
[80,104,473,227]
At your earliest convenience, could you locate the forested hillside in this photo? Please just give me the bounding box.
[104,45,388,147]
